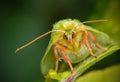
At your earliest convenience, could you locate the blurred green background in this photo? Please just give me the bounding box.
[0,0,120,82]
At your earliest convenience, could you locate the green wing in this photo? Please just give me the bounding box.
[86,26,111,46]
[41,40,55,75]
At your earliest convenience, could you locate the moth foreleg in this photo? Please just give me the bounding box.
[56,43,73,72]
[61,50,73,72]
[54,44,59,72]
[83,31,97,58]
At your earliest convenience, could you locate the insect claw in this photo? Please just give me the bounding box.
[90,52,97,58]
[95,43,108,51]
[102,47,107,51]
[92,55,97,58]
[103,47,108,50]
[71,69,74,73]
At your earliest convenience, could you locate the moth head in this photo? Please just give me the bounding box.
[63,29,76,42]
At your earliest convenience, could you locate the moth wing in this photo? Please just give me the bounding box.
[86,26,111,46]
[41,40,55,75]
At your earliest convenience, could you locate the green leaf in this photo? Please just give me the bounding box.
[47,69,71,81]
[75,64,120,82]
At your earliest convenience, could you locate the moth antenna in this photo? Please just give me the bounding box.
[82,19,108,24]
[15,30,65,53]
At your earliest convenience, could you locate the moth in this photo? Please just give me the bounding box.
[15,19,110,75]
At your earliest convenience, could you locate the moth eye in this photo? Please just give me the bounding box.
[63,34,67,40]
[72,32,75,38]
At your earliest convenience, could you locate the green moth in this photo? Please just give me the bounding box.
[15,19,110,76]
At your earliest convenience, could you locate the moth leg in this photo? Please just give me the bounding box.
[87,31,107,50]
[56,43,71,52]
[54,44,59,72]
[83,31,97,58]
[61,50,73,72]
[56,43,73,72]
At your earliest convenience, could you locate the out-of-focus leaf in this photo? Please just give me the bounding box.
[75,64,120,82]
[89,0,120,43]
